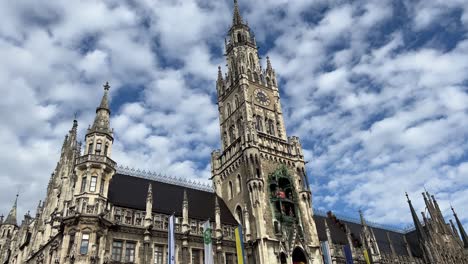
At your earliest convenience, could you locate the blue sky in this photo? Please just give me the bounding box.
[0,0,467,230]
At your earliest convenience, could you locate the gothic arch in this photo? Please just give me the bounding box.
[235,205,243,226]
[228,181,233,199]
[292,247,307,263]
[280,252,287,264]
[236,174,242,193]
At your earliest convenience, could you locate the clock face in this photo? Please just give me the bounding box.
[254,89,271,106]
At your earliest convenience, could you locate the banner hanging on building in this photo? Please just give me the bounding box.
[343,245,354,264]
[321,241,332,264]
[363,249,371,264]
[168,215,175,264]
[203,220,214,264]
[235,225,246,264]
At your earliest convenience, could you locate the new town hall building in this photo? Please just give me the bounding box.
[1,1,467,264]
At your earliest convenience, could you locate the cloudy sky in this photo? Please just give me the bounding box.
[0,0,467,230]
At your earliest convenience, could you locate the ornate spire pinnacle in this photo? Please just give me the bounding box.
[266,56,273,72]
[147,184,153,202]
[97,82,110,113]
[4,194,18,226]
[406,192,428,242]
[88,82,112,137]
[451,206,468,248]
[145,184,153,227]
[232,0,244,26]
[217,66,223,81]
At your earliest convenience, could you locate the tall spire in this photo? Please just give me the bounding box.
[88,82,112,137]
[452,206,468,248]
[4,194,18,226]
[406,193,428,242]
[232,0,244,26]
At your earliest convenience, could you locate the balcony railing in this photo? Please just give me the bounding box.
[76,154,117,167]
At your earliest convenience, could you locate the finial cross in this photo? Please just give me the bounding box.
[103,81,110,91]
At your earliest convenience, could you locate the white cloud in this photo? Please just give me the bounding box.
[1,0,468,231]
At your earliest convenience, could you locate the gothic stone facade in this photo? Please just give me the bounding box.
[1,1,468,264]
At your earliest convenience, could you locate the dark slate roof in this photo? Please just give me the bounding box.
[108,173,238,225]
[314,214,421,257]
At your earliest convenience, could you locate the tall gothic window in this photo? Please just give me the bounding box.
[236,174,242,193]
[88,143,93,154]
[154,245,164,264]
[267,119,275,136]
[104,144,109,156]
[112,241,123,261]
[89,176,97,192]
[235,95,239,108]
[80,234,89,254]
[100,179,105,194]
[236,206,243,226]
[228,181,233,199]
[80,177,87,193]
[95,142,102,155]
[255,115,263,132]
[125,242,136,263]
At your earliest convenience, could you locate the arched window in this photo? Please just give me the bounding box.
[237,33,242,43]
[236,206,243,226]
[236,174,242,193]
[255,115,263,132]
[266,77,271,87]
[235,95,239,108]
[253,72,259,82]
[228,181,233,199]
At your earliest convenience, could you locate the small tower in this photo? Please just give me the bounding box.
[64,82,116,264]
[73,82,116,214]
[211,1,322,263]
[359,210,381,263]
[0,195,19,264]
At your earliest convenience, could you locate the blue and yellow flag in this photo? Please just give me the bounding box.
[235,225,246,264]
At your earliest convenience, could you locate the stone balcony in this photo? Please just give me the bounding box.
[76,154,117,168]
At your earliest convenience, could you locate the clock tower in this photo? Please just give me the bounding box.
[211,1,322,264]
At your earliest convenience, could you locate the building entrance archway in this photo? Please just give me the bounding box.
[280,252,287,264]
[292,247,307,264]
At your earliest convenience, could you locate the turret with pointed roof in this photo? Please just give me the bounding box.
[3,194,18,226]
[88,82,113,138]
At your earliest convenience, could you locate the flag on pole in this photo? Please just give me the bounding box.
[321,241,332,264]
[168,215,175,264]
[203,220,214,264]
[363,249,371,264]
[343,245,354,264]
[234,225,246,264]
